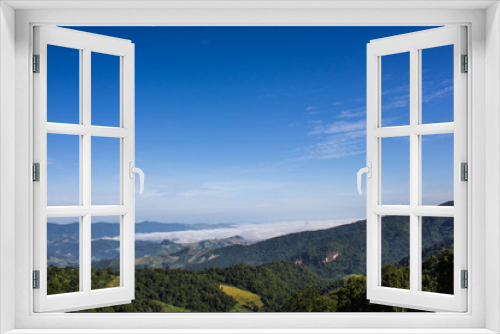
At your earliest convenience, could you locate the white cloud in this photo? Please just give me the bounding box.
[422,85,453,103]
[381,80,452,112]
[119,219,355,244]
[304,105,320,115]
[383,93,410,110]
[257,93,277,99]
[178,187,222,197]
[298,118,367,160]
[303,131,366,160]
[309,119,366,135]
[381,84,408,96]
[337,108,366,119]
[177,180,286,198]
[223,165,281,175]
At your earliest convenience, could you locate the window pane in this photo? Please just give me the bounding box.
[381,215,410,290]
[421,45,454,124]
[91,137,121,205]
[47,134,80,206]
[381,52,410,127]
[47,45,80,124]
[421,134,454,206]
[421,216,454,295]
[91,216,121,290]
[381,137,410,205]
[92,52,120,127]
[47,216,80,295]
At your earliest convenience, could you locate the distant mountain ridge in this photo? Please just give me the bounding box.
[48,202,454,282]
[47,221,236,267]
[48,221,231,240]
[135,213,454,281]
[182,236,247,249]
[47,234,247,268]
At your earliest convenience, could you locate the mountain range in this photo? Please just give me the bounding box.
[47,202,455,313]
[48,208,454,282]
[47,221,243,267]
[133,215,453,281]
[48,220,230,240]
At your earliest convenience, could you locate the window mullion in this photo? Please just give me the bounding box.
[81,47,92,293]
[416,48,423,293]
[409,48,420,294]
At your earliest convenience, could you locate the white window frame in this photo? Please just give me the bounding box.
[0,1,499,333]
[365,26,468,312]
[33,26,136,313]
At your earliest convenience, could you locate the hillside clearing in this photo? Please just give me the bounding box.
[108,276,120,288]
[219,284,263,309]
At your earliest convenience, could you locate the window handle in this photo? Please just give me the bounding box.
[357,162,372,195]
[129,162,145,195]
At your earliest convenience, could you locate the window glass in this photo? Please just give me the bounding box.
[91,216,121,290]
[421,216,454,295]
[47,216,80,295]
[91,137,121,205]
[381,52,410,127]
[47,134,80,206]
[421,45,454,124]
[91,52,120,127]
[381,137,410,205]
[381,215,410,290]
[421,134,454,206]
[47,45,80,124]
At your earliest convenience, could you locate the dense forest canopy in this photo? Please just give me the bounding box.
[48,245,453,313]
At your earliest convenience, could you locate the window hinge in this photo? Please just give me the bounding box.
[461,270,468,289]
[33,54,40,73]
[33,270,40,289]
[461,162,468,182]
[33,163,40,182]
[461,54,468,73]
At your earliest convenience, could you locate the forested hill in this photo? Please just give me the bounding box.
[69,245,453,313]
[75,261,325,312]
[180,215,453,282]
[185,220,366,281]
[49,202,454,282]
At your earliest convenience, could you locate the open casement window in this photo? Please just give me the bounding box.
[364,26,467,312]
[33,26,141,312]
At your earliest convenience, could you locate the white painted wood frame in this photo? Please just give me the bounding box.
[366,26,467,312]
[1,2,495,333]
[32,26,135,313]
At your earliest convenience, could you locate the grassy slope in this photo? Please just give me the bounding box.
[108,276,120,288]
[219,284,264,310]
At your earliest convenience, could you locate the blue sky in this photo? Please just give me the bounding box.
[47,26,454,224]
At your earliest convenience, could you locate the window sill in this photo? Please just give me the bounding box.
[4,329,498,334]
